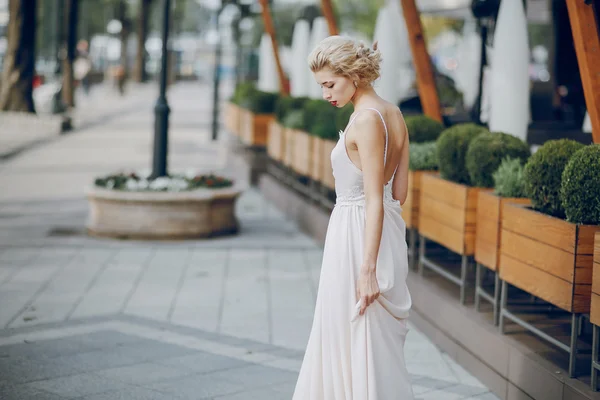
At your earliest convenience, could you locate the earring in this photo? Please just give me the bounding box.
[353,81,358,88]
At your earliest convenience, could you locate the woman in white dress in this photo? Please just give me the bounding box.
[292,36,414,400]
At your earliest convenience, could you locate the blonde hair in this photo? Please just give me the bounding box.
[308,36,382,87]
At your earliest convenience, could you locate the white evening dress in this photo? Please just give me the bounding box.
[292,108,414,400]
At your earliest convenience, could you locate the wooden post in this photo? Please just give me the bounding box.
[259,0,289,95]
[566,0,600,143]
[320,0,339,36]
[399,0,442,122]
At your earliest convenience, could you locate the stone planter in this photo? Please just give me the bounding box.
[86,185,244,240]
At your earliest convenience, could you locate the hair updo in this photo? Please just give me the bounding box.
[308,36,382,87]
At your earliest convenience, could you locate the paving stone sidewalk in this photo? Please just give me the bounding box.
[0,82,499,400]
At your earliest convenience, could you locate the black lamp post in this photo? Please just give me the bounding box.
[212,5,225,142]
[151,0,171,178]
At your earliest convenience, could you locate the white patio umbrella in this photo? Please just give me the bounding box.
[454,17,482,109]
[290,20,311,97]
[308,17,330,99]
[583,111,592,133]
[374,0,410,104]
[257,33,279,93]
[488,0,530,140]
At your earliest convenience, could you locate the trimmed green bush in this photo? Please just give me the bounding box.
[523,139,585,218]
[465,131,530,188]
[274,96,310,124]
[493,158,527,198]
[244,90,279,114]
[405,115,445,143]
[560,144,600,224]
[302,100,328,132]
[303,100,338,140]
[436,123,488,184]
[409,142,438,171]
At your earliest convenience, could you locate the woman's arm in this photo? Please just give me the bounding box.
[392,119,409,204]
[352,112,386,271]
[349,112,386,315]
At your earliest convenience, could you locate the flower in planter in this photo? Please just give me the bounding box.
[94,172,233,192]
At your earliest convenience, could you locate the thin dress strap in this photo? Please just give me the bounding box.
[364,108,389,166]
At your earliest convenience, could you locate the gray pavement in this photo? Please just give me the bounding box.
[0,81,499,399]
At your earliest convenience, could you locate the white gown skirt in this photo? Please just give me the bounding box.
[292,202,414,400]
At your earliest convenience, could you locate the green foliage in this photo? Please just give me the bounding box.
[250,5,298,47]
[409,142,438,171]
[560,145,600,224]
[493,158,527,198]
[230,82,256,105]
[248,91,279,114]
[232,83,278,114]
[405,115,445,143]
[333,0,386,39]
[436,123,488,185]
[523,139,585,218]
[274,96,310,124]
[303,100,338,140]
[465,131,530,188]
[282,109,306,130]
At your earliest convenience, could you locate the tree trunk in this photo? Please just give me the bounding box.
[134,0,151,83]
[0,0,37,113]
[62,0,79,108]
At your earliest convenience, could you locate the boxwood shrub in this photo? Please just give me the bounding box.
[465,131,530,188]
[274,96,310,124]
[303,100,338,140]
[436,123,488,185]
[523,139,585,218]
[560,144,600,224]
[405,115,445,143]
[244,90,279,114]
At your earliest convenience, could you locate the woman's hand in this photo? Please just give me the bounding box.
[356,268,380,316]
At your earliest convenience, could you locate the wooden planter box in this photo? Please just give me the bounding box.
[403,170,432,229]
[224,102,241,136]
[267,121,285,162]
[310,137,324,182]
[283,128,296,168]
[292,130,313,177]
[418,173,483,255]
[591,233,600,326]
[321,139,336,190]
[475,192,530,271]
[499,204,599,313]
[240,110,274,147]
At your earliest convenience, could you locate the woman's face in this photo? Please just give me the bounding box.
[313,67,356,108]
